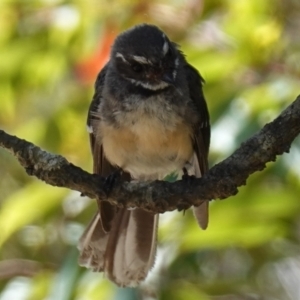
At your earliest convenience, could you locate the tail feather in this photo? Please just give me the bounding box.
[193,201,209,230]
[190,153,209,229]
[78,213,108,271]
[78,209,158,287]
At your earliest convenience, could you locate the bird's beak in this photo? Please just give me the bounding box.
[161,73,175,85]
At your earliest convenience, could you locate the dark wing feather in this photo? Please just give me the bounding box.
[88,66,118,176]
[185,63,211,229]
[87,64,130,232]
[185,63,210,166]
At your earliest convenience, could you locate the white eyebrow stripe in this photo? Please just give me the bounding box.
[131,55,149,64]
[116,52,128,63]
[162,40,169,55]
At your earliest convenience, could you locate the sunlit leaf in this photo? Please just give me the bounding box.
[0,182,66,247]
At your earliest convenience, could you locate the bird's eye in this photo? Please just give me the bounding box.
[131,63,143,72]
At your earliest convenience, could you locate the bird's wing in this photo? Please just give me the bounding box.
[185,63,211,229]
[86,64,130,232]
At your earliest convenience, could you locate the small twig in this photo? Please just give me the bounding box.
[0,259,43,279]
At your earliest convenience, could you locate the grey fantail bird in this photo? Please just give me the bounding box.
[78,23,210,287]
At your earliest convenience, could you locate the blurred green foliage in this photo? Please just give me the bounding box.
[1,0,300,299]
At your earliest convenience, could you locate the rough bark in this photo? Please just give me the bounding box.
[0,95,299,213]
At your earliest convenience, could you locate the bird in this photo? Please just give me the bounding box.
[78,23,210,287]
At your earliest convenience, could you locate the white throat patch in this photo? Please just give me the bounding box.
[129,79,169,91]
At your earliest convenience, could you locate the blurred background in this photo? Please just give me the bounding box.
[0,0,300,299]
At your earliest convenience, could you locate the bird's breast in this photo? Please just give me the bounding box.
[97,115,194,180]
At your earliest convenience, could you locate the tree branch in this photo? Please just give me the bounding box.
[1,95,300,213]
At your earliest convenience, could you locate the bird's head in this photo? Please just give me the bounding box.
[111,24,181,91]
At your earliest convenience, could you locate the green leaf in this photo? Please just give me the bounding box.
[0,182,66,247]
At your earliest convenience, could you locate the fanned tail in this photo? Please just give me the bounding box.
[78,209,158,287]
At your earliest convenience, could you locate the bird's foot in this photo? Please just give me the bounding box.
[182,167,196,183]
[103,169,122,196]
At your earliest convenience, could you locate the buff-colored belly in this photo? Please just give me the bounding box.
[98,118,193,179]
